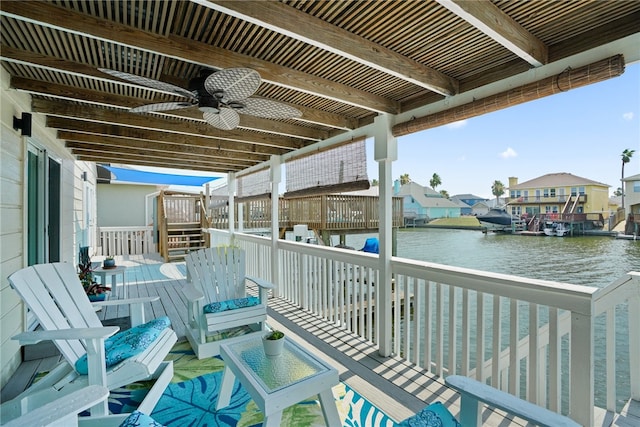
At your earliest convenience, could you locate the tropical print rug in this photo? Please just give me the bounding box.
[107,341,397,426]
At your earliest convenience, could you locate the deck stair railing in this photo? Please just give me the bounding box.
[207,228,639,427]
[158,190,210,262]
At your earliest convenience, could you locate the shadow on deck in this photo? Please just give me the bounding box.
[2,253,637,426]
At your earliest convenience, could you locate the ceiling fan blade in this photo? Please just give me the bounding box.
[203,108,240,130]
[204,68,261,102]
[238,98,302,119]
[99,68,196,99]
[130,102,196,113]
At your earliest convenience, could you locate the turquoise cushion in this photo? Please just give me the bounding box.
[120,410,165,427]
[203,296,260,314]
[398,402,461,427]
[75,316,171,375]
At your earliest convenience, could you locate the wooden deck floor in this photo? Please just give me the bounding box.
[2,253,637,426]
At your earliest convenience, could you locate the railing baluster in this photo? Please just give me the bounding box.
[436,283,444,377]
[461,288,469,376]
[476,291,485,382]
[606,307,615,411]
[509,299,519,396]
[548,307,560,411]
[448,285,457,376]
[529,303,539,404]
[424,281,432,373]
[412,279,422,365]
[491,295,501,389]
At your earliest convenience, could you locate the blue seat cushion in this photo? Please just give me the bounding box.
[75,316,171,375]
[120,410,165,427]
[397,401,461,427]
[203,296,260,314]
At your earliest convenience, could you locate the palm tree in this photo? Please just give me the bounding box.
[371,178,379,186]
[439,189,450,199]
[621,148,635,208]
[491,180,505,204]
[399,173,411,185]
[430,173,441,190]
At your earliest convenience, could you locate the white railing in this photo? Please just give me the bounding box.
[205,228,639,426]
[98,226,155,256]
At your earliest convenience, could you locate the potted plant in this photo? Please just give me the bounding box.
[262,330,285,357]
[78,247,110,301]
[103,256,116,268]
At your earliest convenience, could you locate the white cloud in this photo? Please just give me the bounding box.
[622,112,634,121]
[500,147,518,159]
[446,120,467,129]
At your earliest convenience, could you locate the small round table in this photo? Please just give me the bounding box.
[93,265,127,299]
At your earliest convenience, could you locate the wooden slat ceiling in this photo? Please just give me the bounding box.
[1,0,639,173]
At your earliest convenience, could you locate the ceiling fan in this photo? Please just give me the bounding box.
[99,67,301,130]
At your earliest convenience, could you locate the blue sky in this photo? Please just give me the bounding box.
[366,62,640,200]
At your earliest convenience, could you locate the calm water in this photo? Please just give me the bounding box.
[343,228,640,411]
[345,228,640,288]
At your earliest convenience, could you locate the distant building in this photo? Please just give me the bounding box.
[506,173,609,217]
[451,194,488,215]
[622,173,640,216]
[394,181,460,225]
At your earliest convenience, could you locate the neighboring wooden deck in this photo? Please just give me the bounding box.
[2,254,637,426]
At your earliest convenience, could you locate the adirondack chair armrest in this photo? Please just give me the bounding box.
[246,275,276,302]
[444,375,581,427]
[182,282,205,302]
[11,327,119,345]
[246,275,276,290]
[93,296,160,326]
[2,385,109,427]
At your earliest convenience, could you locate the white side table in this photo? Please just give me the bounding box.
[217,335,340,426]
[93,265,127,299]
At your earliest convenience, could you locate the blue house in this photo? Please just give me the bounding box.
[394,181,461,225]
[450,194,488,215]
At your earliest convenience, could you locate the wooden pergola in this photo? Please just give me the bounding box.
[1,1,638,174]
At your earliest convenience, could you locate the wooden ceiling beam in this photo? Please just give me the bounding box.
[0,1,398,113]
[436,0,548,67]
[72,150,230,173]
[60,132,262,166]
[65,141,251,170]
[10,76,327,141]
[32,98,308,150]
[203,1,458,96]
[47,117,287,157]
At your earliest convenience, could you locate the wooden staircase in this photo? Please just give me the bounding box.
[166,222,206,262]
[158,190,210,262]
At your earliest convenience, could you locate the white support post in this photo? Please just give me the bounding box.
[569,311,594,427]
[228,172,236,241]
[373,113,397,357]
[270,156,281,297]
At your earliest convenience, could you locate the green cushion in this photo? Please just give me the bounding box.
[203,296,260,314]
[75,316,171,375]
[397,402,461,427]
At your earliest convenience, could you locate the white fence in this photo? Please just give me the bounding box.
[205,228,640,426]
[98,226,155,256]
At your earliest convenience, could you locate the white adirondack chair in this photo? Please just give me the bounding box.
[3,262,177,425]
[183,246,275,359]
[2,385,110,427]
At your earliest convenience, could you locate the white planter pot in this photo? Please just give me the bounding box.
[262,335,285,357]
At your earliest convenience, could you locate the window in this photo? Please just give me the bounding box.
[543,188,549,197]
[571,187,577,196]
[634,181,640,192]
[579,186,586,195]
[550,188,556,197]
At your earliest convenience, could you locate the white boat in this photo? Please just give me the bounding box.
[544,222,570,237]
